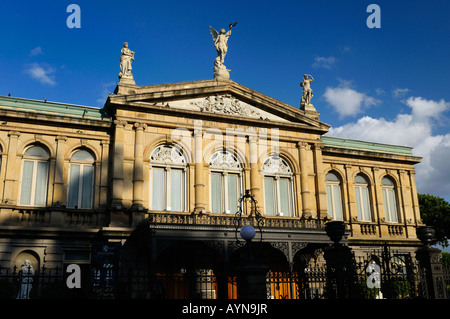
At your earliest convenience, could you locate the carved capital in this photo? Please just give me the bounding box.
[297,141,310,150]
[134,122,147,130]
[114,120,128,127]
[56,135,67,142]
[312,142,324,150]
[248,135,258,143]
[100,139,110,146]
[194,129,203,137]
[8,131,20,138]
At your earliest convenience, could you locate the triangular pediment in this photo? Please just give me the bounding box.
[108,79,330,133]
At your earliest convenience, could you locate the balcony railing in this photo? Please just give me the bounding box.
[146,211,325,229]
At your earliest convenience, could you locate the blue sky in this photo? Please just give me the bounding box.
[1,0,449,203]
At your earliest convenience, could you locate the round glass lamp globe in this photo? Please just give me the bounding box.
[240,225,256,241]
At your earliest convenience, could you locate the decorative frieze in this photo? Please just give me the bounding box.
[191,95,262,118]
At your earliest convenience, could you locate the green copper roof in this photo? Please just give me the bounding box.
[321,136,413,156]
[0,96,110,120]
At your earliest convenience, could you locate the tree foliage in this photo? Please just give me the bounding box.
[418,194,450,247]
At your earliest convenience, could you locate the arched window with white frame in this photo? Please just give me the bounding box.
[354,174,372,221]
[209,150,242,214]
[67,149,95,209]
[262,155,294,217]
[326,171,343,220]
[19,145,50,206]
[149,145,187,212]
[382,176,399,222]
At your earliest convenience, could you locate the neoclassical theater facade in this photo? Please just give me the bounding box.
[0,36,425,296]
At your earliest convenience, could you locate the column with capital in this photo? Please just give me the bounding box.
[52,135,67,207]
[398,169,410,227]
[3,131,20,205]
[370,167,381,222]
[297,142,312,218]
[111,120,127,209]
[408,171,421,225]
[132,123,147,209]
[99,140,110,207]
[248,135,260,212]
[312,143,327,219]
[344,164,357,222]
[194,129,206,213]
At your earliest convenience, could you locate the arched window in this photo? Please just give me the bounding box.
[354,174,372,221]
[67,149,95,209]
[150,145,187,211]
[262,156,294,217]
[382,176,399,222]
[209,150,242,214]
[326,171,343,220]
[20,145,49,206]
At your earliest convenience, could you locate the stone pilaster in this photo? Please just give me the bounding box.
[312,143,327,219]
[297,142,311,218]
[99,139,110,207]
[52,135,67,206]
[111,120,127,209]
[248,135,260,212]
[3,131,20,205]
[194,129,205,213]
[132,123,147,209]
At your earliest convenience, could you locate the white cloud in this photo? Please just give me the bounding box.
[323,80,380,118]
[29,46,44,57]
[327,96,450,199]
[375,88,385,96]
[392,88,410,98]
[312,56,337,69]
[24,63,56,86]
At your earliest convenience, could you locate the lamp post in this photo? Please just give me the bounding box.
[234,190,269,299]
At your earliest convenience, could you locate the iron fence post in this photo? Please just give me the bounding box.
[323,221,356,299]
[416,226,448,299]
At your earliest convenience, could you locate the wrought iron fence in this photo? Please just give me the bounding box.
[0,265,75,299]
[0,252,448,299]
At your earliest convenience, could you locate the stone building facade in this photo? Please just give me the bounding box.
[0,78,423,297]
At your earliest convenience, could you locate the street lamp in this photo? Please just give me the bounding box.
[233,190,264,245]
[233,190,269,299]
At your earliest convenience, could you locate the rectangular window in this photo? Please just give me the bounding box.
[227,174,238,214]
[384,188,398,222]
[34,162,48,206]
[355,187,362,220]
[68,164,80,208]
[20,161,34,205]
[152,168,164,210]
[333,184,343,220]
[171,169,182,212]
[211,173,222,214]
[279,178,290,216]
[326,184,333,219]
[264,177,275,216]
[388,189,398,222]
[361,187,371,221]
[81,165,94,208]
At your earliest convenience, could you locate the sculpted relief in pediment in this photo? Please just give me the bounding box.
[190,95,263,119]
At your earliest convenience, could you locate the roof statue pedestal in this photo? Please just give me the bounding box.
[210,23,237,81]
[299,74,320,120]
[115,42,138,95]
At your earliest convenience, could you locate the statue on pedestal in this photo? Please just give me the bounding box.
[119,42,135,84]
[16,259,34,299]
[210,22,237,80]
[300,74,314,106]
